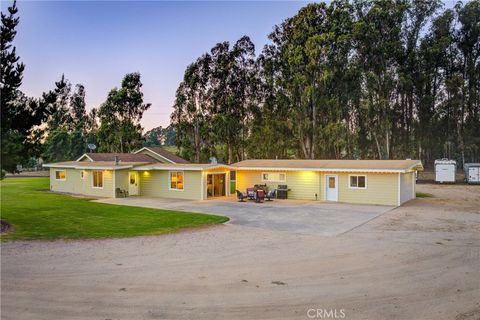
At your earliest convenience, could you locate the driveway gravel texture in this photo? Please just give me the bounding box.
[1,184,479,320]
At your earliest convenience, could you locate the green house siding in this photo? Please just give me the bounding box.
[139,170,203,200]
[114,170,129,194]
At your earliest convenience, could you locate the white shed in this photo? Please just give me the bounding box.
[435,159,456,183]
[464,163,480,184]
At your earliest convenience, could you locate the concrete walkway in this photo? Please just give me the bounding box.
[95,197,393,236]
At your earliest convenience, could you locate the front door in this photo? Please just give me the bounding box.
[128,172,139,196]
[325,175,338,201]
[207,173,226,198]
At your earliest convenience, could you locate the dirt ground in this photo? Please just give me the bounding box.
[1,184,479,320]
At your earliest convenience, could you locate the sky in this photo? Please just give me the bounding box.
[6,0,310,131]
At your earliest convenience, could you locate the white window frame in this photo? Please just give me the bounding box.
[261,172,287,183]
[92,170,104,189]
[169,171,184,191]
[348,174,367,189]
[55,170,66,181]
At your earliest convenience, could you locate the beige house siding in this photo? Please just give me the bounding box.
[237,170,399,205]
[139,170,202,200]
[49,168,114,198]
[334,172,398,206]
[137,149,173,163]
[114,170,129,195]
[400,171,415,204]
[50,168,82,194]
[236,170,321,200]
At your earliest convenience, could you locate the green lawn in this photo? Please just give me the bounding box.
[416,192,433,198]
[0,178,228,241]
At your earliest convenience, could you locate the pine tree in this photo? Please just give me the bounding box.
[0,1,49,173]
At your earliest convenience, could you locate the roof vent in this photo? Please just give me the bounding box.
[114,155,120,165]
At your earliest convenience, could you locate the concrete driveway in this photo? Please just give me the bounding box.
[95,197,393,236]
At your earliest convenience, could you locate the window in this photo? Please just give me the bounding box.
[55,170,66,180]
[170,171,184,190]
[349,175,366,189]
[230,170,236,181]
[261,172,286,182]
[92,170,103,188]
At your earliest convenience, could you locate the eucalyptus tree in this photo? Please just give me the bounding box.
[171,54,213,162]
[265,1,356,159]
[353,0,408,159]
[455,0,480,164]
[209,36,257,163]
[97,73,151,153]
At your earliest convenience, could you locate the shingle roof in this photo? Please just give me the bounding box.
[81,153,157,163]
[232,159,423,172]
[140,147,190,164]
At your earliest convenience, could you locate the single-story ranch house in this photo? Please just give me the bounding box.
[44,147,423,206]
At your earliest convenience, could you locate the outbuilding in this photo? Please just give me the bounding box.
[464,163,480,184]
[435,159,457,183]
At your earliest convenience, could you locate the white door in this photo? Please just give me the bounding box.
[436,164,455,182]
[469,167,480,183]
[128,172,139,196]
[325,175,338,201]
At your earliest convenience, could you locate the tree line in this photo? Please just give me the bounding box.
[1,1,158,173]
[171,0,480,167]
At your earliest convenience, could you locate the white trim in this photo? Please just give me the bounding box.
[412,171,416,198]
[261,172,287,183]
[200,171,205,200]
[134,147,176,164]
[234,166,407,173]
[132,164,234,171]
[397,173,401,206]
[348,174,367,189]
[76,153,94,162]
[54,170,66,181]
[43,164,133,170]
[92,170,104,189]
[206,172,227,198]
[169,171,184,191]
[325,174,338,201]
[112,170,116,197]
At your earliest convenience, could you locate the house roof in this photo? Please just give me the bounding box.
[134,147,190,164]
[77,153,157,163]
[43,161,152,170]
[232,159,423,173]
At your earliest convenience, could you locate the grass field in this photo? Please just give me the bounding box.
[416,192,434,198]
[0,178,228,241]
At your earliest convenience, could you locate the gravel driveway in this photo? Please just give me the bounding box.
[2,184,479,320]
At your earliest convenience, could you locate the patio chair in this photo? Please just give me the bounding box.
[265,189,276,201]
[253,184,268,192]
[236,190,246,202]
[255,189,265,203]
[115,188,128,198]
[246,187,256,200]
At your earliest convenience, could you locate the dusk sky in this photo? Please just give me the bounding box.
[6,1,310,131]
